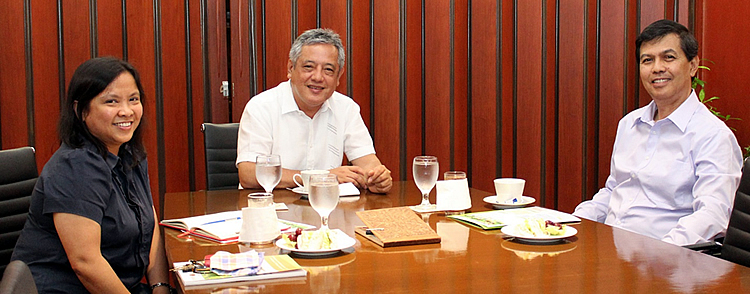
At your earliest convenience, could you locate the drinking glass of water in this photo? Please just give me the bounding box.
[256,154,281,193]
[413,155,439,210]
[309,174,339,230]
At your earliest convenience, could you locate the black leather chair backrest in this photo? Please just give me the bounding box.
[0,260,37,294]
[202,123,240,190]
[722,158,750,267]
[0,147,37,276]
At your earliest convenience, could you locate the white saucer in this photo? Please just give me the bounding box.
[291,186,308,194]
[483,195,535,209]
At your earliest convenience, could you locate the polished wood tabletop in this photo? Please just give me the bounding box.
[163,181,750,293]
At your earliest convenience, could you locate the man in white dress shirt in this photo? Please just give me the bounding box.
[573,19,743,245]
[236,28,392,193]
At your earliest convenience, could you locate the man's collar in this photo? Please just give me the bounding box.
[635,90,699,132]
[280,80,332,116]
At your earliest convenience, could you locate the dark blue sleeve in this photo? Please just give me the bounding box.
[41,148,112,224]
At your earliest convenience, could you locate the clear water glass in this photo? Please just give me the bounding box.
[309,173,339,230]
[256,154,281,193]
[413,155,439,209]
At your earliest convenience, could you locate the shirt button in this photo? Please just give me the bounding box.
[617,221,622,225]
[645,156,649,160]
[630,173,636,179]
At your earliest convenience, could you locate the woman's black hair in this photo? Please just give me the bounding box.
[58,57,147,164]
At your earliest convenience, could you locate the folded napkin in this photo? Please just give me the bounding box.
[208,250,265,277]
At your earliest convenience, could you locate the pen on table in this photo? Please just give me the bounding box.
[201,217,241,226]
[366,228,384,235]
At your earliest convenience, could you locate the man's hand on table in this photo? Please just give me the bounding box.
[329,166,368,189]
[364,164,392,193]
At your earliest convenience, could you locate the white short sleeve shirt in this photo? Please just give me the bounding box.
[236,81,376,171]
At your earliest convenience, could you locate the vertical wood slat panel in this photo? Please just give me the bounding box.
[469,0,498,193]
[640,0,666,26]
[160,1,191,193]
[0,1,28,149]
[424,0,452,177]
[557,0,586,212]
[297,0,317,33]
[189,0,206,190]
[126,0,160,209]
[30,1,61,168]
[584,0,599,200]
[500,0,515,178]
[230,0,252,121]
[597,0,627,191]
[207,0,228,122]
[453,1,469,173]
[263,0,293,89]
[62,1,91,88]
[319,0,348,96]
[515,0,543,199]
[677,0,689,25]
[350,2,371,130]
[372,1,401,181]
[96,0,123,57]
[403,0,422,181]
[543,0,557,208]
[626,2,639,117]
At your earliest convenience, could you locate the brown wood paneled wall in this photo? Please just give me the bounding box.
[2,0,748,216]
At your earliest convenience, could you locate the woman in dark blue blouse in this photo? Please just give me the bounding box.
[12,57,171,293]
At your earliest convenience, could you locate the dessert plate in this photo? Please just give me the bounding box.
[276,229,356,258]
[501,223,577,244]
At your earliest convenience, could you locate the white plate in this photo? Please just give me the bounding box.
[291,187,308,194]
[483,195,536,209]
[501,223,577,244]
[275,229,356,257]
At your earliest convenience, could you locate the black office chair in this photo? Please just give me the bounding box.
[720,157,750,267]
[0,260,37,294]
[0,147,37,276]
[202,123,240,190]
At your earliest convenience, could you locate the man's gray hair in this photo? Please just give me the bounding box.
[289,28,345,69]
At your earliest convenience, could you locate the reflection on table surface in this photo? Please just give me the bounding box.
[163,181,750,294]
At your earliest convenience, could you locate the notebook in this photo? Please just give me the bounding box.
[160,211,314,243]
[355,207,441,247]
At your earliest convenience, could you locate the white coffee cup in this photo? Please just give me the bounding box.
[494,178,525,204]
[293,170,330,192]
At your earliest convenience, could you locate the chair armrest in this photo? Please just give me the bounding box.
[683,241,722,257]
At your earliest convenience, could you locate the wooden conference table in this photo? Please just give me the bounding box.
[163,181,750,293]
